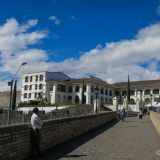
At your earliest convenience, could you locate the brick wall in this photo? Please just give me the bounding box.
[0,111,116,160]
[150,111,160,135]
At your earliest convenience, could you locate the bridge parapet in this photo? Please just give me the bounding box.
[0,111,116,160]
[150,111,160,135]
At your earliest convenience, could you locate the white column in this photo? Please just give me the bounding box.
[51,82,57,104]
[86,84,91,105]
[113,96,118,111]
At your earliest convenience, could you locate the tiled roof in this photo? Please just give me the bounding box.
[65,77,112,87]
[112,79,160,88]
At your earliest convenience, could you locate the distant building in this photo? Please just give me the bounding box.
[21,71,160,105]
[21,71,113,105]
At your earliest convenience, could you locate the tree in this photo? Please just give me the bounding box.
[81,80,85,104]
[12,80,17,110]
[127,75,131,103]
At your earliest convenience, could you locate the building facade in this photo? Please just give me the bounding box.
[21,71,113,105]
[21,71,160,105]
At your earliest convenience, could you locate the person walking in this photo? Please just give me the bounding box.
[31,107,42,157]
[138,110,143,120]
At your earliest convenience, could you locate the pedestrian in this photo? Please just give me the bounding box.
[31,107,42,157]
[120,110,125,122]
[138,110,143,120]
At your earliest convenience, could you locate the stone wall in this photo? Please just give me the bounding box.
[150,111,160,135]
[0,111,116,160]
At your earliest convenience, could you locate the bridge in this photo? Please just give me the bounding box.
[1,111,160,160]
[29,114,160,160]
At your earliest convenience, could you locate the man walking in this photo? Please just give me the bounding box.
[31,107,42,157]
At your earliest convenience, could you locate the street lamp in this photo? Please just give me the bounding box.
[7,62,27,125]
[94,87,99,113]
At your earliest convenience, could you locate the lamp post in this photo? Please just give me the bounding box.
[7,62,27,125]
[94,87,99,113]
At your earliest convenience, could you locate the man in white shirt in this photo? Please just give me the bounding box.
[31,107,42,157]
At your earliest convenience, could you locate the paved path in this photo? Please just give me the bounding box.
[35,116,160,160]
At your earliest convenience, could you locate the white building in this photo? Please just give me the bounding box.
[21,71,160,106]
[21,71,113,105]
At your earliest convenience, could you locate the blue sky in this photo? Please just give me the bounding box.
[1,0,160,90]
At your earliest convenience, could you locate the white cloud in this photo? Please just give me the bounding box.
[49,16,61,25]
[1,18,160,92]
[0,18,48,91]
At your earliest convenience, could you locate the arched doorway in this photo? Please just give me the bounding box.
[75,95,80,104]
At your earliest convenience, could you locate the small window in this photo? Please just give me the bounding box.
[24,85,28,90]
[34,93,37,98]
[40,75,43,81]
[35,75,38,82]
[38,92,42,98]
[29,85,32,90]
[39,84,43,89]
[25,76,28,82]
[75,86,79,92]
[35,84,37,90]
[24,93,27,98]
[68,86,72,93]
[29,93,31,98]
[30,76,32,82]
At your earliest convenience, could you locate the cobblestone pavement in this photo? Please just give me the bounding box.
[36,115,160,160]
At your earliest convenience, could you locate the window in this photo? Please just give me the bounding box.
[29,85,32,90]
[101,88,104,94]
[24,93,27,98]
[35,84,37,90]
[68,96,72,102]
[39,84,43,89]
[29,93,31,98]
[40,75,43,81]
[75,95,79,104]
[145,89,150,95]
[57,84,66,92]
[35,75,38,82]
[25,76,28,82]
[68,86,72,93]
[109,90,112,96]
[34,93,37,98]
[38,92,42,98]
[75,86,80,92]
[30,76,32,82]
[24,85,28,90]
[153,89,159,94]
[105,89,108,95]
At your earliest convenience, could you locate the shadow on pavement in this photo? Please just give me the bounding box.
[30,119,118,160]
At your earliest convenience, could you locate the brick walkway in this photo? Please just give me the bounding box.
[35,115,160,160]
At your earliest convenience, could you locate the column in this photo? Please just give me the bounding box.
[113,96,118,111]
[86,84,91,105]
[51,82,57,104]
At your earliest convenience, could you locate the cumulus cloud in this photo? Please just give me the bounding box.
[49,16,61,25]
[0,18,48,91]
[1,17,160,91]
